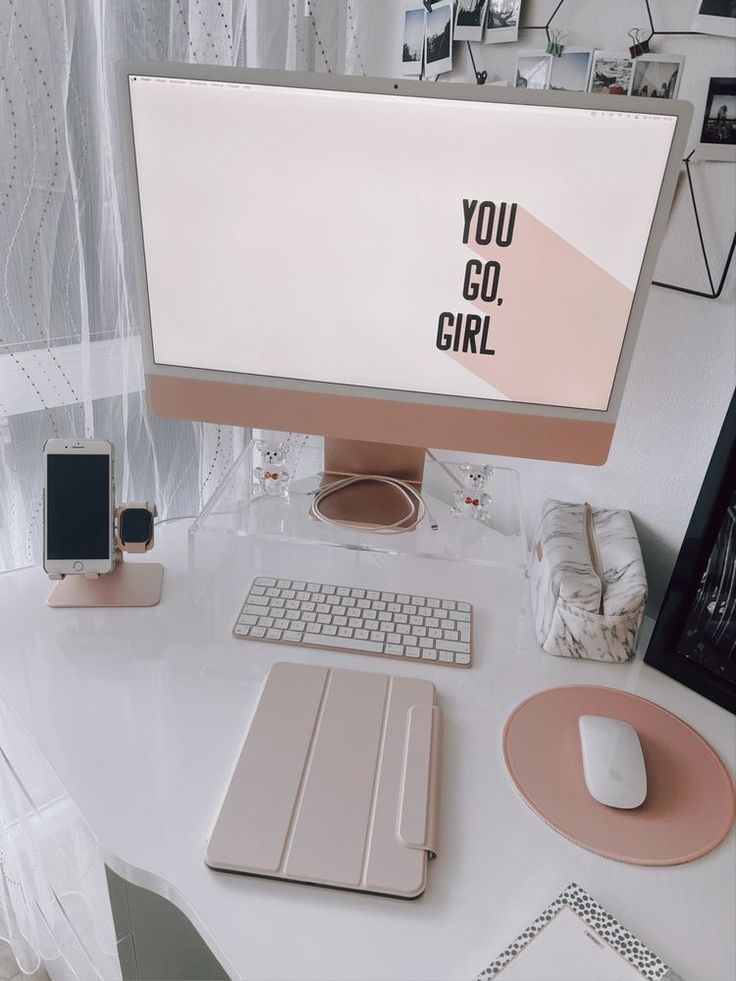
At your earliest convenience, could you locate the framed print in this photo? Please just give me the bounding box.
[455,0,489,42]
[547,48,594,92]
[514,52,552,89]
[630,54,685,99]
[425,0,454,77]
[644,388,736,714]
[588,51,634,96]
[401,5,425,76]
[485,0,522,44]
[692,0,736,38]
[696,77,736,161]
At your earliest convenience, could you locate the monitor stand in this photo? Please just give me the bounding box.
[316,438,426,531]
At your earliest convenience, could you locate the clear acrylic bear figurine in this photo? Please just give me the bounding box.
[254,439,292,497]
[451,463,492,522]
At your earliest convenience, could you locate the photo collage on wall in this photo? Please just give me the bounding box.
[515,49,685,97]
[401,0,731,151]
[401,0,455,78]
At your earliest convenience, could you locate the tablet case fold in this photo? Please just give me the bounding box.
[205,661,442,898]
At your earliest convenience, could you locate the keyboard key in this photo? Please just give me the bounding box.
[292,581,306,590]
[307,583,320,592]
[458,602,471,612]
[456,611,471,622]
[334,615,347,626]
[370,631,386,643]
[254,577,276,586]
[267,629,282,640]
[266,587,280,596]
[239,614,257,625]
[251,586,266,595]
[406,648,421,658]
[395,613,408,624]
[248,595,269,606]
[257,616,274,628]
[250,626,266,638]
[283,630,302,642]
[429,628,442,639]
[282,589,296,599]
[402,634,418,647]
[459,625,471,642]
[306,623,321,634]
[387,632,401,644]
[355,629,370,641]
[276,579,291,588]
[366,590,379,600]
[338,627,354,638]
[419,637,434,649]
[397,594,410,603]
[323,624,337,636]
[317,633,384,653]
[274,618,289,630]
[441,640,470,653]
[297,591,310,601]
[412,626,427,637]
[317,603,331,614]
[381,592,396,601]
[337,586,350,596]
[456,652,471,664]
[385,643,404,656]
[444,629,459,641]
[439,651,454,663]
[303,612,317,622]
[442,600,456,610]
[421,648,437,660]
[351,588,365,598]
[234,625,250,636]
[317,614,331,624]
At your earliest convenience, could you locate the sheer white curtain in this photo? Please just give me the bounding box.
[0,0,372,573]
[0,1,371,973]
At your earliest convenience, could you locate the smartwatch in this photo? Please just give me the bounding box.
[116,501,157,553]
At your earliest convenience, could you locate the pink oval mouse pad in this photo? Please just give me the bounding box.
[503,685,735,865]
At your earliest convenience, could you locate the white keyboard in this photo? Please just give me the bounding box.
[233,576,473,668]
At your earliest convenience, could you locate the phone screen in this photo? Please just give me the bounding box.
[46,454,111,560]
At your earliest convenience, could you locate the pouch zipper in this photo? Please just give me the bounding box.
[583,503,605,614]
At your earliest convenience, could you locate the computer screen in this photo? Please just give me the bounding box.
[121,67,689,462]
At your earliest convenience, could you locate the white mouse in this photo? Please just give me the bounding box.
[578,715,647,809]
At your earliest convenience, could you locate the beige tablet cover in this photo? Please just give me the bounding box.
[205,661,442,898]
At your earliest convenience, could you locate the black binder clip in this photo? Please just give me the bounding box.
[628,28,651,58]
[546,28,567,58]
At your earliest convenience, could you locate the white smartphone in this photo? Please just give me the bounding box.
[43,438,115,576]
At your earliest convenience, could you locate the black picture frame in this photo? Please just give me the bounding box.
[644,387,736,714]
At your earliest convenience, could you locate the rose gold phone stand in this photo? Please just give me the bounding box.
[47,550,163,608]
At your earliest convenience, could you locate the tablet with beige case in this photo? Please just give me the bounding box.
[206,661,442,899]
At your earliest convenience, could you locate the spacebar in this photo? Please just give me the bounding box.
[310,633,384,653]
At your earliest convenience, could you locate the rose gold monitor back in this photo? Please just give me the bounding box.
[118,63,691,464]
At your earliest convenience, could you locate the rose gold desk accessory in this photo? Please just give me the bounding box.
[503,685,735,866]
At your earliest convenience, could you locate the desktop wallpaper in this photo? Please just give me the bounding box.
[130,78,676,411]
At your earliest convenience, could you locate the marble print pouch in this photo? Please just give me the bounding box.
[530,500,647,662]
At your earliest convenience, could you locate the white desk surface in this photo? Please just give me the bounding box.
[1,519,734,981]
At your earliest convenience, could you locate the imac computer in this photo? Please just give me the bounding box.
[119,63,690,518]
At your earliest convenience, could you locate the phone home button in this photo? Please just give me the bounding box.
[73,560,84,572]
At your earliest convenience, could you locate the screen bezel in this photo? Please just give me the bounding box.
[117,62,692,450]
[43,439,115,576]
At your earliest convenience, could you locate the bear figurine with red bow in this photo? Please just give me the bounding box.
[254,439,292,497]
[451,463,492,522]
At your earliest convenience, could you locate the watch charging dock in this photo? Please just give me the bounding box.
[47,549,163,608]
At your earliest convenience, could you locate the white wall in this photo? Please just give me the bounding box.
[364,0,736,612]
